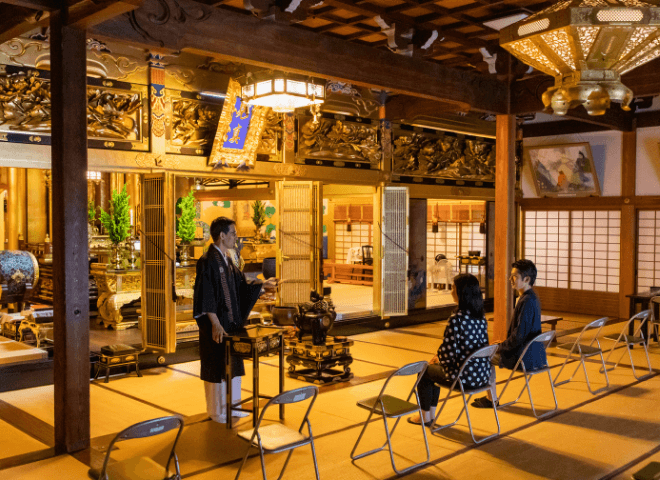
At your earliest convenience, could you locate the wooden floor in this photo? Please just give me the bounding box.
[1,310,659,479]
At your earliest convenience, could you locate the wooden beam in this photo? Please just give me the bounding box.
[619,131,636,319]
[494,114,516,342]
[0,0,142,44]
[50,7,90,454]
[522,119,610,137]
[90,0,508,113]
[0,0,56,10]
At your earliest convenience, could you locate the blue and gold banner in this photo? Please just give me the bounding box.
[222,97,253,150]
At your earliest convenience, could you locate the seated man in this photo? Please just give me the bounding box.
[472,258,546,408]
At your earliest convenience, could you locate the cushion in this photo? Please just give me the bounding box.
[101,344,139,357]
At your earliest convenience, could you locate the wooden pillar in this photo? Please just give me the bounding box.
[620,130,637,319]
[7,168,19,250]
[50,8,90,454]
[493,115,516,342]
[16,168,27,244]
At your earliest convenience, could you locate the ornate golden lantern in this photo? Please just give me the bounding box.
[500,0,660,116]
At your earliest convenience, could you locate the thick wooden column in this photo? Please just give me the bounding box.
[619,130,637,319]
[50,7,90,454]
[493,115,516,342]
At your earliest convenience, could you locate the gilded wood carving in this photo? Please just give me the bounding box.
[0,65,149,150]
[297,114,381,166]
[392,127,496,181]
[165,89,222,155]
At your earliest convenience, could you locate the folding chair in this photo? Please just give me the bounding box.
[235,386,319,480]
[350,361,429,475]
[649,296,660,346]
[89,416,184,480]
[497,331,559,419]
[553,317,610,395]
[430,344,500,444]
[601,310,653,380]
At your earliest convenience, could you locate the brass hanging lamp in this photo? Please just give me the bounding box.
[500,0,660,115]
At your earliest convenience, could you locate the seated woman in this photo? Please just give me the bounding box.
[409,273,490,426]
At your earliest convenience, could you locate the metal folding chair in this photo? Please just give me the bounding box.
[601,310,653,380]
[430,344,500,444]
[649,296,660,346]
[553,317,610,395]
[498,331,559,419]
[235,386,319,480]
[350,361,429,475]
[89,416,184,480]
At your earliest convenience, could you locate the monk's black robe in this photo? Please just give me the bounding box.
[193,247,262,383]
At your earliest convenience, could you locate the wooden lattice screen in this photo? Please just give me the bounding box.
[278,181,321,306]
[141,173,176,353]
[381,186,408,316]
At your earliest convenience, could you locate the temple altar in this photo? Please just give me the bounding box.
[90,263,196,330]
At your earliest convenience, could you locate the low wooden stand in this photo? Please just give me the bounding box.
[323,262,373,286]
[94,349,142,383]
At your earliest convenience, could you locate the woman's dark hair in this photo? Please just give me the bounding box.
[453,273,484,318]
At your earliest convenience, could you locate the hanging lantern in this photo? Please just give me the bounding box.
[241,72,325,113]
[500,0,660,115]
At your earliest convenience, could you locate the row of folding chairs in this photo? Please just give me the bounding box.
[91,308,660,480]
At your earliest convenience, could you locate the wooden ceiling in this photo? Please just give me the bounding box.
[209,0,557,71]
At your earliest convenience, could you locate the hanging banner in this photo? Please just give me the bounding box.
[208,79,269,169]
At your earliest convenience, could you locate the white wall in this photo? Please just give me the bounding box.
[522,131,623,198]
[636,126,660,196]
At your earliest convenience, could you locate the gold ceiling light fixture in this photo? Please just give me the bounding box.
[240,71,325,113]
[500,0,660,116]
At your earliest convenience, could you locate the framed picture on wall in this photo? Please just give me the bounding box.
[525,142,601,197]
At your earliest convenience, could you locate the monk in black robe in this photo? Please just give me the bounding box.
[193,216,277,422]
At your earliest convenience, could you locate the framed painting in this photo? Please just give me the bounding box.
[525,142,601,197]
[208,79,269,169]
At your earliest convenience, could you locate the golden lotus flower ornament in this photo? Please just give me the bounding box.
[500,0,660,116]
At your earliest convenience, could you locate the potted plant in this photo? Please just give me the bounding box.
[177,189,197,266]
[251,200,267,242]
[99,184,131,270]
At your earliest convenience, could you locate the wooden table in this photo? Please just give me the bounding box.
[541,315,562,342]
[225,325,285,429]
[323,261,373,285]
[626,288,660,339]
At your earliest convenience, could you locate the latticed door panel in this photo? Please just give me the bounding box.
[278,182,314,306]
[141,173,176,353]
[381,186,409,316]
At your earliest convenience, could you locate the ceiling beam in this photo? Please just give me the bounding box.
[90,0,509,113]
[0,0,56,11]
[522,119,610,138]
[0,0,143,43]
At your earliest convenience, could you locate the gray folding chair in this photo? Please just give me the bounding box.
[350,361,429,475]
[430,344,501,444]
[89,416,184,480]
[235,386,319,480]
[497,331,559,419]
[601,310,653,380]
[649,296,660,345]
[553,317,610,395]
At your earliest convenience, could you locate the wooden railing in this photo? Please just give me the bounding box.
[323,262,373,286]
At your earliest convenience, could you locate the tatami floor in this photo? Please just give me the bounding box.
[2,311,660,479]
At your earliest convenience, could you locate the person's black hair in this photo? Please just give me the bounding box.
[210,216,236,242]
[512,258,537,286]
[453,273,484,318]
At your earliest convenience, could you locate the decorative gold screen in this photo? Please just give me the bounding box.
[141,173,176,353]
[381,186,408,317]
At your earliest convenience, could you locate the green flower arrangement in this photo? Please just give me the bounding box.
[99,184,131,245]
[251,200,267,240]
[177,189,197,243]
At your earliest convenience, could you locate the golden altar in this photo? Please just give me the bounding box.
[90,263,196,330]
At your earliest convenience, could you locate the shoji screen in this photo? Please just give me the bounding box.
[638,210,660,292]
